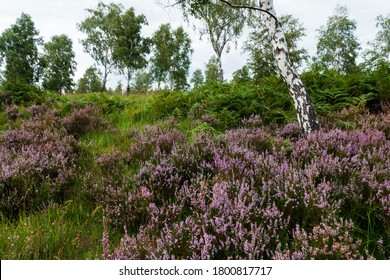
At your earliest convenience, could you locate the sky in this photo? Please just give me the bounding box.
[1,0,389,88]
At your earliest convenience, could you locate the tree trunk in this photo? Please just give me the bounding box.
[126,69,132,94]
[260,0,319,133]
[100,69,108,92]
[216,52,224,81]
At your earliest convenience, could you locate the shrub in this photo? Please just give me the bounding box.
[61,105,110,137]
[99,112,389,259]
[0,111,80,219]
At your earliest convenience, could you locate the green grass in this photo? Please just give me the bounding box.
[0,77,389,259]
[0,200,104,260]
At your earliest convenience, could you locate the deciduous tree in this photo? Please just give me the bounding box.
[314,5,361,74]
[77,2,122,92]
[0,13,42,87]
[42,34,77,92]
[76,66,102,93]
[205,56,221,83]
[178,0,245,81]
[132,69,153,93]
[113,8,150,93]
[191,69,204,88]
[244,14,308,81]
[162,0,320,133]
[364,14,390,67]
[151,24,193,90]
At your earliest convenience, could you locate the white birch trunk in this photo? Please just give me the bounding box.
[216,52,224,81]
[260,0,319,133]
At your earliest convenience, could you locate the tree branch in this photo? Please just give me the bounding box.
[218,0,279,23]
[159,0,278,23]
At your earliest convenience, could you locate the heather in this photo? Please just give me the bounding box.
[1,3,390,261]
[0,109,85,219]
[0,90,389,260]
[96,107,389,260]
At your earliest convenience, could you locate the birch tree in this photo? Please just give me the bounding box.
[165,0,319,133]
[244,14,308,81]
[181,2,245,81]
[42,34,77,93]
[315,5,360,74]
[151,24,193,90]
[0,13,42,87]
[77,2,121,92]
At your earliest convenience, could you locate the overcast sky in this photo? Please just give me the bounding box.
[1,0,389,88]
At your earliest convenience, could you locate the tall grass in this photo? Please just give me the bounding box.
[0,74,389,259]
[0,200,104,259]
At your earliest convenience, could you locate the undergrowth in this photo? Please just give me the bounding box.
[0,72,389,259]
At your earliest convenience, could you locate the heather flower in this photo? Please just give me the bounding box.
[61,105,110,137]
[5,105,20,120]
[100,112,389,260]
[0,111,80,219]
[241,114,263,128]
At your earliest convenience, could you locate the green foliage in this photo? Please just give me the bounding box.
[314,5,361,74]
[151,24,193,90]
[189,122,217,138]
[42,34,77,93]
[149,77,295,130]
[2,2,390,261]
[77,2,123,91]
[0,82,45,105]
[64,92,130,115]
[232,65,252,84]
[302,68,388,114]
[244,14,308,81]
[190,69,204,89]
[364,14,390,67]
[112,7,150,93]
[76,66,102,93]
[365,60,390,108]
[0,200,105,259]
[205,56,222,83]
[0,13,42,87]
[182,0,245,81]
[131,69,153,94]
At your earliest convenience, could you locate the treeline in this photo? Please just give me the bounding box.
[0,2,389,101]
[0,2,193,95]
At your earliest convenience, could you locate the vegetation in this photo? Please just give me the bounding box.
[151,24,193,90]
[0,1,389,260]
[42,35,77,93]
[0,13,42,89]
[180,0,246,81]
[314,5,361,74]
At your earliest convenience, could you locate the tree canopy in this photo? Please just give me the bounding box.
[314,5,361,74]
[77,2,123,92]
[244,14,308,81]
[42,34,77,93]
[151,24,193,90]
[0,13,42,87]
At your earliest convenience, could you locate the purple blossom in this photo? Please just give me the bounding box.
[97,111,389,259]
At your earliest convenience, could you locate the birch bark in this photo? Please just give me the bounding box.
[259,0,319,133]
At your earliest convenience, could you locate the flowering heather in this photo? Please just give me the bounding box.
[96,109,389,260]
[5,105,21,120]
[0,110,80,219]
[61,105,110,137]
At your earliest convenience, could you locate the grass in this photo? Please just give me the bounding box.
[0,92,160,260]
[0,87,389,259]
[0,200,104,259]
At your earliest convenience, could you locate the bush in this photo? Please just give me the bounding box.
[0,111,81,219]
[1,81,45,105]
[98,110,389,259]
[61,105,110,137]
